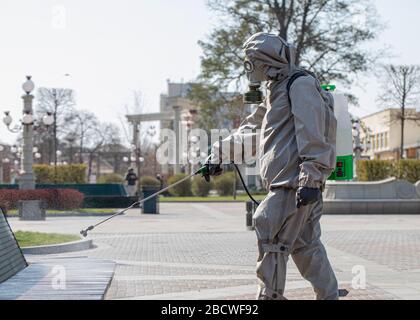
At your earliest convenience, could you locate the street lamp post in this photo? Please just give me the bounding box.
[20,77,36,189]
[2,77,54,189]
[2,77,53,220]
[2,76,36,189]
[353,120,363,162]
[353,120,371,177]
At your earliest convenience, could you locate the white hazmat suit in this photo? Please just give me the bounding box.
[211,32,339,300]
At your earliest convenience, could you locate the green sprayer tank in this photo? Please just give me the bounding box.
[322,85,354,181]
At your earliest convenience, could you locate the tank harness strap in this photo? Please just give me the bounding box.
[260,240,290,254]
[286,71,309,105]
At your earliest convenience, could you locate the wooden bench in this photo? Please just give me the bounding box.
[0,209,115,300]
[0,209,28,284]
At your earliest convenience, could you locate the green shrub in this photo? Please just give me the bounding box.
[97,173,125,184]
[357,160,420,183]
[394,160,420,183]
[357,160,393,182]
[140,176,161,187]
[191,176,212,197]
[34,164,87,184]
[167,174,192,196]
[33,165,50,184]
[214,171,235,196]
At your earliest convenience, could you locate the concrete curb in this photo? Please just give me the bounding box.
[21,239,93,255]
[323,199,420,215]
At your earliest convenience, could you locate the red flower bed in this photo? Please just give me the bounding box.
[0,189,84,212]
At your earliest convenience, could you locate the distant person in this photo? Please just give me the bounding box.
[125,168,138,196]
[156,174,164,190]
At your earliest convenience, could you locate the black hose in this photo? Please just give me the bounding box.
[232,163,260,207]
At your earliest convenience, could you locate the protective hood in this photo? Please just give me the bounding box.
[243,32,296,83]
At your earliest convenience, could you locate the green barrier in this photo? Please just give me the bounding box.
[83,196,139,209]
[329,155,354,181]
[0,185,18,190]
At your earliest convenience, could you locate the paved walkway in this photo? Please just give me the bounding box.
[8,202,420,300]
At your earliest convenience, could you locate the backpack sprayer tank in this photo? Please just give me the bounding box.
[322,84,354,181]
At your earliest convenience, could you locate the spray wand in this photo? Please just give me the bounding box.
[80,163,260,237]
[80,166,209,237]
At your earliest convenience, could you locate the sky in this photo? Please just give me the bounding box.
[0,0,419,146]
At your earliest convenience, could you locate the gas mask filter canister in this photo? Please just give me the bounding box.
[243,59,263,105]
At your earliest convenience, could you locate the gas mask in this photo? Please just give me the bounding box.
[243,59,264,105]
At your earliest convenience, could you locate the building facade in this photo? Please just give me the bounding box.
[159,81,199,175]
[125,80,263,189]
[125,81,200,177]
[361,108,420,160]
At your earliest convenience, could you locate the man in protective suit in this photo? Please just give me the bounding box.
[207,32,339,300]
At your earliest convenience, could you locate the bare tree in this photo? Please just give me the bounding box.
[86,123,121,180]
[36,88,75,165]
[101,141,129,175]
[70,110,99,164]
[63,132,78,164]
[378,65,420,159]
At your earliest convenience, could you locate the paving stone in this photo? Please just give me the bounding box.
[7,203,420,300]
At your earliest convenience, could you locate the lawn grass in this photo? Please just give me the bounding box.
[14,231,80,247]
[159,195,266,202]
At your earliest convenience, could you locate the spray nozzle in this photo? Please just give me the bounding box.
[80,226,94,238]
[197,165,211,182]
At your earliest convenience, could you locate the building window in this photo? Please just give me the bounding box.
[384,132,389,148]
[380,133,384,150]
[407,148,417,159]
[376,134,379,150]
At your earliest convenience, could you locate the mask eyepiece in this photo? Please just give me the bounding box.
[244,60,254,73]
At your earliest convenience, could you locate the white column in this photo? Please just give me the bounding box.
[173,106,181,174]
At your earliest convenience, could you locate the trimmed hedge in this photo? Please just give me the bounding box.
[192,176,212,197]
[167,174,192,197]
[214,172,235,196]
[140,176,161,188]
[0,189,84,212]
[34,164,87,184]
[394,160,420,183]
[357,160,420,183]
[357,160,393,182]
[98,173,125,184]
